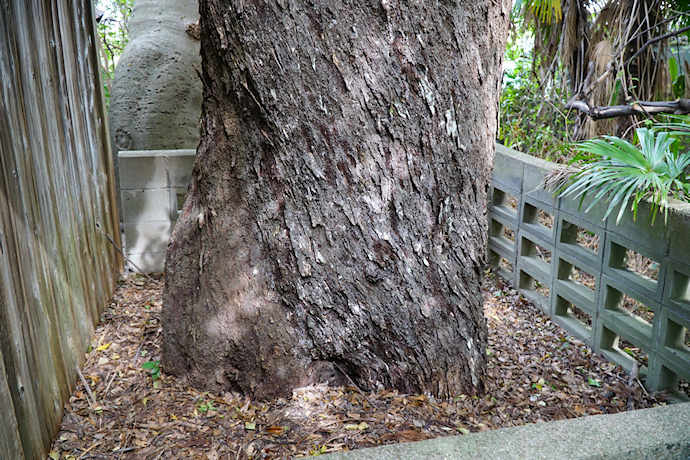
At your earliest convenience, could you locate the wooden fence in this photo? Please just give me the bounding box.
[0,2,122,459]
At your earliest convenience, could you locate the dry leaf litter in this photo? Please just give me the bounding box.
[49,273,677,460]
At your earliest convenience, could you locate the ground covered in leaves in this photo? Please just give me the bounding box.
[49,274,672,459]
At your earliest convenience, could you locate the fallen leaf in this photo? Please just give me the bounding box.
[245,422,256,430]
[96,342,111,351]
[266,426,283,435]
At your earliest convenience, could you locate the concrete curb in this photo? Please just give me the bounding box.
[325,402,690,459]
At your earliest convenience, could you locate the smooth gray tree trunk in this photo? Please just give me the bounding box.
[109,0,202,152]
[163,0,511,400]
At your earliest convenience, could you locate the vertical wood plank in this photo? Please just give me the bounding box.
[0,336,24,460]
[0,1,122,458]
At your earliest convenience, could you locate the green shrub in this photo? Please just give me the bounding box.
[499,37,571,161]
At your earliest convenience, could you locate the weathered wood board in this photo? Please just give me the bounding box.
[0,1,122,458]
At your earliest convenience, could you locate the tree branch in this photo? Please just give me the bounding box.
[582,61,616,99]
[614,11,690,61]
[625,24,690,68]
[565,99,690,120]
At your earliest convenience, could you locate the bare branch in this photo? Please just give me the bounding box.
[614,11,690,61]
[625,24,690,68]
[584,61,616,99]
[565,98,690,120]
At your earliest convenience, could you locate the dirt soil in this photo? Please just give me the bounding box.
[49,273,672,459]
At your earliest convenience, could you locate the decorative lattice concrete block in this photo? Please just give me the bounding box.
[487,146,690,398]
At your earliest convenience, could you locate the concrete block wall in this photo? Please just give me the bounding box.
[118,149,195,272]
[489,144,690,397]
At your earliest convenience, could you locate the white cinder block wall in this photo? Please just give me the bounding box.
[119,149,195,272]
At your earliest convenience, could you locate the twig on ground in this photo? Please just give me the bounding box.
[131,339,147,366]
[78,440,101,459]
[333,361,376,408]
[96,223,163,286]
[76,365,98,407]
[103,371,117,396]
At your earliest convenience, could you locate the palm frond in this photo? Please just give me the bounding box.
[528,0,563,25]
[547,127,690,224]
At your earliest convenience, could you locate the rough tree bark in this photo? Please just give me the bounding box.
[163,0,510,400]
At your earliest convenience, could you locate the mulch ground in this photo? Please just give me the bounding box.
[49,273,673,460]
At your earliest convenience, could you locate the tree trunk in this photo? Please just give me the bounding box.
[163,0,510,400]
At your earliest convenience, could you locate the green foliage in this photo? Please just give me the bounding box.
[499,37,572,161]
[508,0,690,144]
[96,0,133,105]
[517,0,562,25]
[669,56,685,99]
[142,360,161,380]
[558,126,690,224]
[197,398,214,413]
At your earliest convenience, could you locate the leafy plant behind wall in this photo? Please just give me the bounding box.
[554,125,690,224]
[96,0,133,106]
[499,36,572,162]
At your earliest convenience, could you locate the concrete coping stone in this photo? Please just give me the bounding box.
[324,402,690,460]
[118,149,196,158]
[496,143,558,172]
